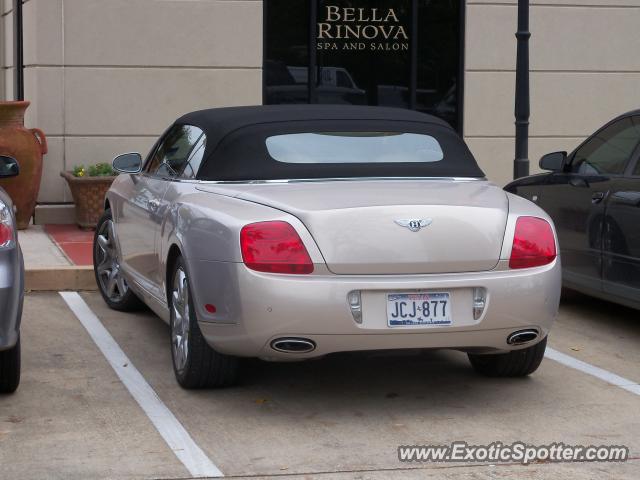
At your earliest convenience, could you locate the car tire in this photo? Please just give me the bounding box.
[94,210,144,311]
[0,337,20,394]
[468,336,547,377]
[169,256,239,389]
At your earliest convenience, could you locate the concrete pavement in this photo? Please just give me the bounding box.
[19,225,96,292]
[18,225,70,268]
[0,291,638,479]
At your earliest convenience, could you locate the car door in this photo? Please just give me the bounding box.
[118,125,198,297]
[602,121,640,304]
[537,116,640,293]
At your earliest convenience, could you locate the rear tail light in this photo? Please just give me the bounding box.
[0,200,15,248]
[240,221,313,274]
[509,216,556,269]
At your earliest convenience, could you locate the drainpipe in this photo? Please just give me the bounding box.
[513,0,530,179]
[13,0,24,101]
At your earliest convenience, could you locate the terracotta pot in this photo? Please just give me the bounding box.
[0,101,47,229]
[60,171,116,229]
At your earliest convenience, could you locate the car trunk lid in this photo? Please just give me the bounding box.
[200,180,508,275]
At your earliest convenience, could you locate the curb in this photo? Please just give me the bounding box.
[25,266,97,292]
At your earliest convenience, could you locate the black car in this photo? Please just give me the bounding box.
[506,110,640,310]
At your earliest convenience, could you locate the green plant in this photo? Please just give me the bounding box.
[72,163,116,178]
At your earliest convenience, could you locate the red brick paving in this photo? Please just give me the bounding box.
[44,224,94,266]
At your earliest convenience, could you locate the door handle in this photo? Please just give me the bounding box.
[591,191,606,204]
[147,199,160,211]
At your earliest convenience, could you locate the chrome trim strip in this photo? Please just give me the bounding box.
[194,176,486,185]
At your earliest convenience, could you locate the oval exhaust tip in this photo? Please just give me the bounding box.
[271,338,316,354]
[507,329,539,346]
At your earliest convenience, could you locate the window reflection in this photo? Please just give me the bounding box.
[264,0,462,131]
[147,125,205,178]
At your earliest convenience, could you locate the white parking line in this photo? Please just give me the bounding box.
[59,291,223,478]
[546,347,640,397]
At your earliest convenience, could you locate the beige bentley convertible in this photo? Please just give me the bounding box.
[94,105,561,388]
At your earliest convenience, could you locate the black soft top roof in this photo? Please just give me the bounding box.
[178,104,451,128]
[174,105,484,181]
[177,105,450,143]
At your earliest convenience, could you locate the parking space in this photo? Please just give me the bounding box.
[0,293,185,479]
[1,291,638,479]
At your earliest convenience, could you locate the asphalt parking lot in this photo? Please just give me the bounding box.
[0,291,638,479]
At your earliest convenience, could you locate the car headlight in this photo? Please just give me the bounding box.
[0,200,16,248]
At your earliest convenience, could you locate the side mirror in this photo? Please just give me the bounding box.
[113,152,142,174]
[539,151,567,172]
[0,156,19,178]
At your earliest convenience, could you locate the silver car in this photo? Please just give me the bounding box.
[0,155,24,394]
[95,106,561,389]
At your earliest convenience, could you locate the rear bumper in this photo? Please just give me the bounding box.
[191,258,561,359]
[0,246,24,351]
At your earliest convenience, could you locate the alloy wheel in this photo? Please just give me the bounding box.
[95,219,128,302]
[171,267,190,374]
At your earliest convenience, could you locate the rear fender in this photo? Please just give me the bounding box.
[162,193,324,264]
[158,194,324,324]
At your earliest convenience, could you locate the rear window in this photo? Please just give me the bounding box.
[196,119,485,181]
[265,132,444,164]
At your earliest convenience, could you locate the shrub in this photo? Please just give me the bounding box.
[72,163,116,177]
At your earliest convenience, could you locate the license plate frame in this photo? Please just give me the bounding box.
[387,292,452,327]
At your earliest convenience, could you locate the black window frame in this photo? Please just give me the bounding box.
[180,133,207,180]
[262,0,466,135]
[568,115,640,178]
[142,124,206,180]
[627,139,640,178]
[622,115,640,178]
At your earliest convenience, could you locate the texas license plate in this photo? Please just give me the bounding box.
[387,292,452,327]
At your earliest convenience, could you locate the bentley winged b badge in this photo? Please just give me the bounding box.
[394,218,433,232]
